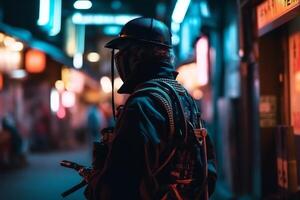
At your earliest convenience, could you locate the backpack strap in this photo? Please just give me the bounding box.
[129,86,175,138]
[137,79,209,200]
[129,85,177,175]
[136,79,189,142]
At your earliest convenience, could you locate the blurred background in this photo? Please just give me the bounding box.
[0,0,300,199]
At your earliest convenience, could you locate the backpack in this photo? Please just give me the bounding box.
[128,79,209,200]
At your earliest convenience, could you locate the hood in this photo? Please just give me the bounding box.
[117,61,178,94]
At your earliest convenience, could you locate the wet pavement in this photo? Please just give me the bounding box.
[0,148,91,200]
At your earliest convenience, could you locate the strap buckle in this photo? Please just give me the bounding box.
[194,128,207,140]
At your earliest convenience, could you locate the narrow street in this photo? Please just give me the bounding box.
[2,0,300,199]
[0,148,91,200]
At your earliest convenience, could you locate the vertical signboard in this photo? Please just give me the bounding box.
[259,95,277,127]
[289,33,300,135]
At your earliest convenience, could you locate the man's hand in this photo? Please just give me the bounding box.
[78,167,93,183]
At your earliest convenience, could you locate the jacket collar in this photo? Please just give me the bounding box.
[117,61,178,94]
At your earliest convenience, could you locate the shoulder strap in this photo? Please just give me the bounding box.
[130,86,176,137]
[132,79,193,177]
[136,79,188,141]
[128,85,177,177]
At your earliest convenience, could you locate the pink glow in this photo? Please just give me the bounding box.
[57,106,66,119]
[62,91,76,108]
[196,36,209,86]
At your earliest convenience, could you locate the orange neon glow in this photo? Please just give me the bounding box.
[289,33,300,134]
[0,73,3,90]
[192,89,203,100]
[25,49,46,73]
[177,62,199,91]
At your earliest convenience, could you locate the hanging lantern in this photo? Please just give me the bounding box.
[25,49,46,73]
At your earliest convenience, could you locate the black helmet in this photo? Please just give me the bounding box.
[105,17,172,49]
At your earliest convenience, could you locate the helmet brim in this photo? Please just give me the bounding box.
[105,37,128,49]
[105,36,172,49]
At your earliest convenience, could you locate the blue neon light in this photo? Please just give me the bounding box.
[200,1,210,18]
[171,0,191,24]
[72,13,140,25]
[49,0,62,36]
[103,26,121,35]
[37,0,50,26]
[37,0,62,36]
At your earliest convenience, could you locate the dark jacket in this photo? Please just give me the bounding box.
[85,61,217,199]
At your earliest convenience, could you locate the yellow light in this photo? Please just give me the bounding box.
[296,72,300,92]
[177,62,199,91]
[87,52,100,62]
[192,89,203,100]
[6,41,24,51]
[100,76,112,93]
[61,68,71,90]
[0,51,22,72]
[3,36,15,47]
[0,33,5,42]
[55,80,65,91]
[296,72,300,81]
[114,77,123,90]
[12,41,24,51]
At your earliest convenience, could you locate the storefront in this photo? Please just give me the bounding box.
[256,0,300,197]
[0,32,24,120]
[0,23,102,153]
[174,0,247,199]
